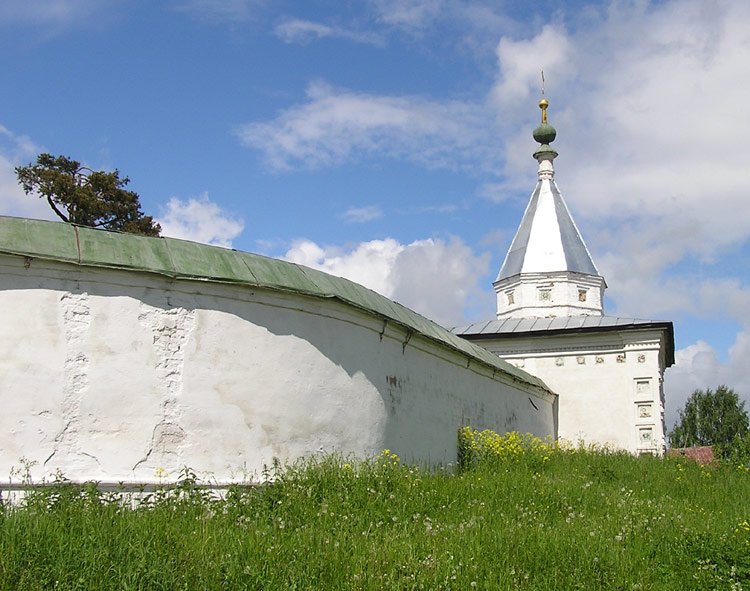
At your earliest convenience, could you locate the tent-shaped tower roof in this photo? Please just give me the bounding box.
[493,98,605,318]
[496,176,599,280]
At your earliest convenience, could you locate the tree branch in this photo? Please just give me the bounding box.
[47,196,69,223]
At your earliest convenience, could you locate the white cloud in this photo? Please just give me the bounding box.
[487,1,750,323]
[284,236,490,327]
[409,204,460,215]
[274,18,383,46]
[0,127,57,221]
[664,330,750,432]
[241,0,750,313]
[272,1,515,50]
[491,0,750,260]
[0,0,111,25]
[388,237,491,327]
[173,0,262,22]
[236,81,490,170]
[368,0,445,30]
[285,238,401,298]
[0,126,244,247]
[157,194,244,248]
[240,0,750,405]
[340,205,383,223]
[492,25,573,107]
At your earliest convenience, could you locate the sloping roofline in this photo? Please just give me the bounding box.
[497,177,600,282]
[452,316,675,367]
[0,216,551,393]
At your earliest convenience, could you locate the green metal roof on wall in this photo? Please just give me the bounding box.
[0,216,551,393]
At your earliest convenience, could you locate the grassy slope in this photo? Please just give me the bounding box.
[1,449,748,590]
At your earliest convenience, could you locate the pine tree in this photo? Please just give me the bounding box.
[16,153,160,236]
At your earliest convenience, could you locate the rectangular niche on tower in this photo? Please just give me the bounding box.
[634,378,652,401]
[577,288,588,302]
[638,427,654,445]
[538,288,551,302]
[636,403,653,422]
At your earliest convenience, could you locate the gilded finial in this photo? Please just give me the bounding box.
[539,98,549,124]
[532,73,557,163]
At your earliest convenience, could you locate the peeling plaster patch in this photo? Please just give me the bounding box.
[59,293,91,449]
[138,304,195,396]
[134,304,195,472]
[62,292,91,345]
[134,422,186,471]
[46,292,99,472]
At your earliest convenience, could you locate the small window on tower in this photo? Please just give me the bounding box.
[578,289,587,302]
[507,291,515,305]
[538,289,551,302]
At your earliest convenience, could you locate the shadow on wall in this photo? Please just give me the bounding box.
[1,260,551,481]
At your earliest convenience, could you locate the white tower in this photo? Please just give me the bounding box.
[453,96,674,454]
[494,98,606,318]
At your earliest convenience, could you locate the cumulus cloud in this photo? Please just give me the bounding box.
[340,205,383,223]
[285,238,400,298]
[235,81,491,170]
[665,331,750,431]
[0,127,57,221]
[274,18,383,45]
[492,25,573,107]
[490,0,750,262]
[239,0,750,405]
[483,0,750,405]
[242,0,750,314]
[157,194,244,248]
[284,236,491,327]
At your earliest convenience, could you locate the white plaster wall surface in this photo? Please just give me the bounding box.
[483,330,668,454]
[0,255,555,484]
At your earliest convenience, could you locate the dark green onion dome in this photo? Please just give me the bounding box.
[532,97,558,160]
[533,123,556,144]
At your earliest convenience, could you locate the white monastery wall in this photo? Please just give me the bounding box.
[0,253,555,485]
[479,331,667,454]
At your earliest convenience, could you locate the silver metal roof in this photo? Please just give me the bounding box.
[496,179,599,281]
[450,314,675,366]
[451,315,668,336]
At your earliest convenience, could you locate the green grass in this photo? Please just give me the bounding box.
[1,446,748,590]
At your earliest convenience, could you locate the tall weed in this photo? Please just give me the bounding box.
[1,434,748,590]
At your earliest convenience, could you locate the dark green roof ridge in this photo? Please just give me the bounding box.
[0,216,550,393]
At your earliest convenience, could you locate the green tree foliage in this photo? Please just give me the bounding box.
[15,153,160,236]
[669,385,749,457]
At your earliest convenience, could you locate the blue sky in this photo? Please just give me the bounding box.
[2,0,749,428]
